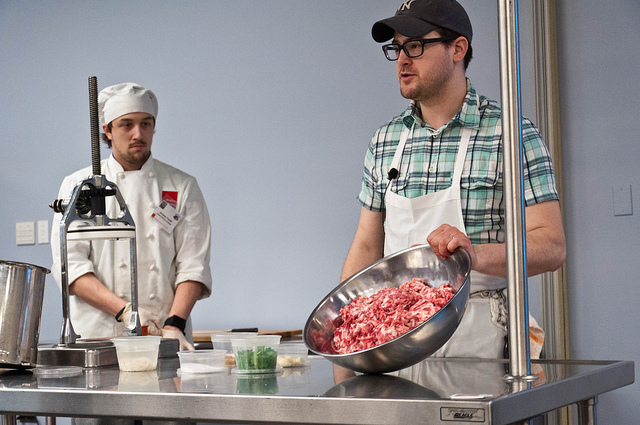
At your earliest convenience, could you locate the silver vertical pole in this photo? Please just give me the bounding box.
[497,0,534,381]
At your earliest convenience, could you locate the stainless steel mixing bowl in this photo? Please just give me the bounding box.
[304,245,471,374]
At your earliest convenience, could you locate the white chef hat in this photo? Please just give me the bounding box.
[98,82,158,125]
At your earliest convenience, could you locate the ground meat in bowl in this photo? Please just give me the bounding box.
[332,278,456,354]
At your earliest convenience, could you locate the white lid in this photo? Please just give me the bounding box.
[278,342,308,353]
[112,335,161,346]
[211,332,258,342]
[178,349,227,358]
[32,365,83,378]
[232,335,281,347]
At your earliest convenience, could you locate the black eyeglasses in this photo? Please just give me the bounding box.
[382,37,456,61]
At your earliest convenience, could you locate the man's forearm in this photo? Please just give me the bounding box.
[70,272,127,317]
[166,280,204,322]
[474,230,566,278]
[340,243,383,282]
[340,207,385,282]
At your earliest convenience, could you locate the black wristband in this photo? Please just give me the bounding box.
[164,315,187,334]
[115,305,126,322]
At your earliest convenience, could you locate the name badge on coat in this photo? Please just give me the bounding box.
[152,201,180,233]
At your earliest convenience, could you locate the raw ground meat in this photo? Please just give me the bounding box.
[332,278,456,354]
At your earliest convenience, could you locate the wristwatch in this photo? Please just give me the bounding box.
[163,315,187,334]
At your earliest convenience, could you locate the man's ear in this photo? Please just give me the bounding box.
[102,123,112,140]
[452,36,468,64]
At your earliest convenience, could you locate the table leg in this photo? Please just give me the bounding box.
[577,396,597,425]
[2,415,16,425]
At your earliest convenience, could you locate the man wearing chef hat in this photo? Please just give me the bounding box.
[51,82,212,351]
[340,0,566,359]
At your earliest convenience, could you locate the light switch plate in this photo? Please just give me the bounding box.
[613,185,633,216]
[38,220,49,244]
[16,222,35,245]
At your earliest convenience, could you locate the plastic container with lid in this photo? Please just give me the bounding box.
[211,332,259,351]
[112,335,161,372]
[177,349,227,374]
[211,332,258,366]
[231,335,281,373]
[277,342,309,367]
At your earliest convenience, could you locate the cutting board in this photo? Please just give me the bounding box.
[192,329,302,343]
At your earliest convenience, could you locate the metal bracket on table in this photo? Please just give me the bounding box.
[57,174,140,344]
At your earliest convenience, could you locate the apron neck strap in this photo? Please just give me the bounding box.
[451,126,473,183]
[388,124,474,186]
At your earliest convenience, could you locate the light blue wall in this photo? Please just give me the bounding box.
[557,0,640,423]
[0,1,637,422]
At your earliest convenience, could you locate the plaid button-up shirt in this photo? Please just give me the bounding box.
[358,80,559,245]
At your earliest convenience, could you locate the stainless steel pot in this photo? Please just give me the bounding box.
[0,260,49,368]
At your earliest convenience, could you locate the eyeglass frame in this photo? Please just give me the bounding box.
[382,37,457,61]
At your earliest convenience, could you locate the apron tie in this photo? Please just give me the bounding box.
[471,289,508,331]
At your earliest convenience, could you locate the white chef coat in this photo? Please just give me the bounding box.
[51,154,212,340]
[383,123,507,358]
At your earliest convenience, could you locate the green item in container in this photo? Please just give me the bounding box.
[236,345,278,370]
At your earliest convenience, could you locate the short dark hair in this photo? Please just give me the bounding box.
[101,122,113,148]
[437,28,473,70]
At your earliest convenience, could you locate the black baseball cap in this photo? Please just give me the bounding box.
[372,0,473,43]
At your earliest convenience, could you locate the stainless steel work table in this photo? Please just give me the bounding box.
[0,356,633,424]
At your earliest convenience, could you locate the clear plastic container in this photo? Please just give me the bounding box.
[277,342,309,367]
[231,335,281,373]
[211,332,258,366]
[211,332,259,352]
[177,349,227,374]
[112,336,161,372]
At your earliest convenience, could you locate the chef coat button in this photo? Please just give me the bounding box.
[149,263,158,272]
[148,172,155,178]
[119,262,127,269]
[118,293,125,298]
[149,202,155,209]
[149,293,156,300]
[118,172,125,179]
[147,233,155,240]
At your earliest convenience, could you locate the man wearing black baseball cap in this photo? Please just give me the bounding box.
[340,0,565,360]
[372,0,473,44]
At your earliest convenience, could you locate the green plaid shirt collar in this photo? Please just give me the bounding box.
[400,79,481,134]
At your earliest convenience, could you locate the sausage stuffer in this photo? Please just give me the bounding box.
[49,76,142,345]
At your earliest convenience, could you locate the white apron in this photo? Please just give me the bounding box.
[383,123,507,358]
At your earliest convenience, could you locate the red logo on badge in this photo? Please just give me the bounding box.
[162,191,178,208]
